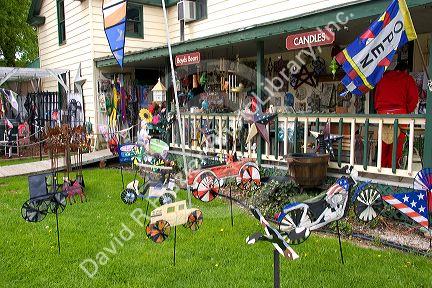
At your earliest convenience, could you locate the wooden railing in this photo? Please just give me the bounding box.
[170,113,426,179]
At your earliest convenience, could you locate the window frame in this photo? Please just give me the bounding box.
[126,2,144,39]
[195,0,207,21]
[56,0,66,45]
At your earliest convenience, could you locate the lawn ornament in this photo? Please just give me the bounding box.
[188,156,261,202]
[247,207,299,260]
[277,180,352,244]
[243,111,277,144]
[121,177,176,206]
[247,207,298,288]
[310,122,344,159]
[21,173,68,254]
[146,200,203,243]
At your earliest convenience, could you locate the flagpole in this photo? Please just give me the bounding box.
[414,40,431,80]
[161,0,191,207]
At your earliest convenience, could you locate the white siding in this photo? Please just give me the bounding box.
[38,0,95,123]
[166,0,365,43]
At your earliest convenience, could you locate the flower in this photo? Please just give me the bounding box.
[152,115,160,125]
[139,108,153,123]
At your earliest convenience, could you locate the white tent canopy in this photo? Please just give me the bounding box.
[0,67,69,91]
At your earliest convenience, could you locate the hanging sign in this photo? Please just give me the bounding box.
[286,29,335,50]
[175,52,201,66]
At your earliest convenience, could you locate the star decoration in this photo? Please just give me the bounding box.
[199,123,215,148]
[402,195,409,203]
[410,200,417,208]
[418,193,424,200]
[419,206,425,213]
[290,64,318,90]
[243,111,277,144]
[74,63,86,94]
[116,28,124,42]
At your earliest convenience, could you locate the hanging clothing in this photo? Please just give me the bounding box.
[374,70,419,168]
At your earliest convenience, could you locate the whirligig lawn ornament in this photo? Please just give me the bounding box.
[21,173,68,254]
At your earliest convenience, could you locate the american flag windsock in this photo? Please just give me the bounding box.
[382,191,429,228]
[247,207,299,260]
[0,88,19,111]
[336,0,417,95]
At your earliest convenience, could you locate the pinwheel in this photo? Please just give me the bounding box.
[139,108,153,123]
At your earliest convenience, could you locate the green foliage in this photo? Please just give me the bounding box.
[0,0,38,67]
[250,178,300,218]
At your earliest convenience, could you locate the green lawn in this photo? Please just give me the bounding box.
[0,157,47,167]
[1,168,431,288]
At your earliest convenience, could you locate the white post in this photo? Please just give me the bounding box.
[377,119,383,172]
[161,0,190,205]
[283,119,288,159]
[407,119,415,175]
[303,118,308,153]
[350,118,356,166]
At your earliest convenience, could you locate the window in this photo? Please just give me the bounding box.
[195,0,207,20]
[57,0,66,45]
[178,204,185,211]
[126,3,143,38]
[167,207,175,213]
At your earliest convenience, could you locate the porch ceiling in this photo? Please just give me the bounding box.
[95,0,432,68]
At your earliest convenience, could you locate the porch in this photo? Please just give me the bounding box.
[169,112,427,185]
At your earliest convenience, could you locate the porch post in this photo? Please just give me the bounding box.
[256,41,264,165]
[423,34,432,168]
[165,58,172,112]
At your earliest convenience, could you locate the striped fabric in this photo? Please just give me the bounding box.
[103,0,127,67]
[336,0,417,95]
[382,191,429,228]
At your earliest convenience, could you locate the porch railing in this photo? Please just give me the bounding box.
[169,113,426,179]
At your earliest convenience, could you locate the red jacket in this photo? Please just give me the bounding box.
[374,70,419,114]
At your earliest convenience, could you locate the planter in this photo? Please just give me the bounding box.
[285,153,329,188]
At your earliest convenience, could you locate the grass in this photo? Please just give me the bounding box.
[0,156,47,167]
[1,168,431,288]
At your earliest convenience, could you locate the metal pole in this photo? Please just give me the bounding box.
[336,221,345,264]
[423,33,432,168]
[173,226,177,266]
[273,249,280,288]
[161,0,191,207]
[256,41,264,165]
[56,209,61,255]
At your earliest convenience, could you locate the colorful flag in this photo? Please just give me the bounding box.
[336,0,417,95]
[382,191,429,228]
[103,0,127,67]
[0,88,19,111]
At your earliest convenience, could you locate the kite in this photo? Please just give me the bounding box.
[103,0,127,67]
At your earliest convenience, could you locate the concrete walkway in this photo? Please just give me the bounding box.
[0,149,116,178]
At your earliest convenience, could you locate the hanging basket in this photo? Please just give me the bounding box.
[285,153,329,188]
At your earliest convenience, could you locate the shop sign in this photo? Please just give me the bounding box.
[175,52,201,66]
[286,29,335,50]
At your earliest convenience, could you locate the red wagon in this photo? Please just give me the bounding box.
[188,157,261,202]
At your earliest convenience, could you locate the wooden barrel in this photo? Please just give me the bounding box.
[285,153,329,188]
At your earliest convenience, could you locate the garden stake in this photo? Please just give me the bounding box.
[273,249,280,288]
[336,221,344,264]
[229,186,234,227]
[173,226,177,266]
[55,209,61,255]
[144,201,150,227]
[120,166,125,190]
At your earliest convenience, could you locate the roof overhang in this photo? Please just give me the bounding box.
[95,0,432,68]
[27,0,45,27]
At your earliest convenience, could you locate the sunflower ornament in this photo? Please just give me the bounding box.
[139,108,153,123]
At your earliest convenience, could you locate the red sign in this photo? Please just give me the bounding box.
[175,52,201,66]
[286,29,335,50]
